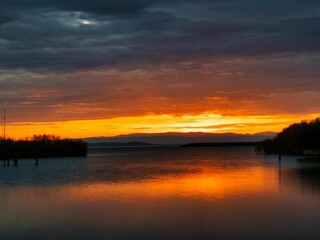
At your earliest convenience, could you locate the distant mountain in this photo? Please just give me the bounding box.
[84,132,276,145]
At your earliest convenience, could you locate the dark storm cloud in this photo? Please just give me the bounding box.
[1,0,320,70]
[1,0,151,16]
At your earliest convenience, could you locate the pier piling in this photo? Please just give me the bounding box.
[14,154,18,167]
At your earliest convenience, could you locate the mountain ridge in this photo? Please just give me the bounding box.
[84,131,276,145]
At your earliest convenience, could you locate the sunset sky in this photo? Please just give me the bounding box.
[1,0,319,138]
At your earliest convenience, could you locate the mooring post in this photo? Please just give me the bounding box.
[14,152,18,167]
[278,138,282,162]
[34,138,39,165]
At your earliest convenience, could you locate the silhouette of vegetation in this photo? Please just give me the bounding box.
[0,134,87,160]
[260,118,320,155]
[181,142,259,147]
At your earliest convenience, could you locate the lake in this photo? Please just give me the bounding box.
[1,146,320,240]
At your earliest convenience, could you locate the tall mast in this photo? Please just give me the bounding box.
[3,108,5,140]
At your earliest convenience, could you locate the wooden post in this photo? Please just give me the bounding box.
[14,153,18,167]
[278,137,282,162]
[35,156,38,165]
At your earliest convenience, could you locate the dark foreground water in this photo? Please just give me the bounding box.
[1,146,320,240]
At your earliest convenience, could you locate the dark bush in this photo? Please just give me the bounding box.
[0,134,87,159]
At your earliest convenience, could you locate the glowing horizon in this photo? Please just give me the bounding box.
[4,113,318,139]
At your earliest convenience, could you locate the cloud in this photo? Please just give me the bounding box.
[0,0,319,124]
[1,0,152,17]
[0,0,320,70]
[1,53,319,123]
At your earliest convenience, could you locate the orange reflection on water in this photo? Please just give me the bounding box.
[62,166,279,201]
[2,162,320,240]
[0,167,280,211]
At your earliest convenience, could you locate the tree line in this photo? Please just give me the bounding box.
[0,134,87,159]
[260,118,320,155]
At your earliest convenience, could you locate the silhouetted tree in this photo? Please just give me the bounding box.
[0,135,87,159]
[260,118,320,155]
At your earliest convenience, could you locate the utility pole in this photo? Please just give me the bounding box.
[3,108,6,140]
[3,108,6,166]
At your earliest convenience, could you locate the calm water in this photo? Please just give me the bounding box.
[1,146,320,240]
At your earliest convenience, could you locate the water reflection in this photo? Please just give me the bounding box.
[1,147,320,240]
[0,166,278,203]
[285,164,320,196]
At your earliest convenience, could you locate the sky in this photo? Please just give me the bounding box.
[1,0,320,138]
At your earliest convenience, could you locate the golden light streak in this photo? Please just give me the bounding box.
[63,167,278,200]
